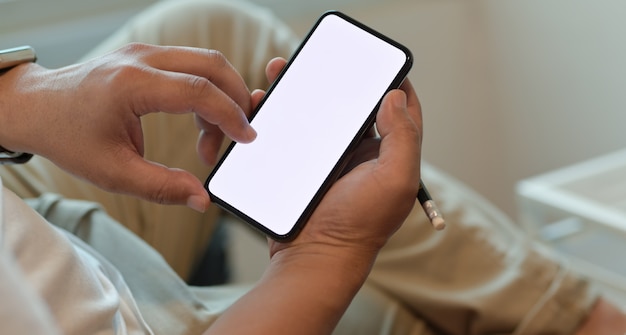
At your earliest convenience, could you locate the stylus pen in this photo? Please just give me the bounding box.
[418,180,446,230]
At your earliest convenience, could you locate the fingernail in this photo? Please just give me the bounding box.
[187,195,209,213]
[246,126,257,141]
[393,91,407,109]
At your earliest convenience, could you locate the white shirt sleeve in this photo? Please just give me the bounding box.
[0,178,62,334]
[0,177,151,335]
[0,250,63,335]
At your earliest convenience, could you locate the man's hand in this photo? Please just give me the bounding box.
[205,57,422,335]
[257,58,422,261]
[574,298,626,335]
[0,43,256,211]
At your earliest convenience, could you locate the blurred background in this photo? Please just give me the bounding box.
[4,0,626,297]
[2,0,625,223]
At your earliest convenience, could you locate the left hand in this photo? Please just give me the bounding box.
[204,57,422,335]
[254,57,422,262]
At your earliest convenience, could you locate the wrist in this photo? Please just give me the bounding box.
[255,245,375,333]
[205,244,378,335]
[0,62,46,155]
[0,46,38,164]
[269,242,377,291]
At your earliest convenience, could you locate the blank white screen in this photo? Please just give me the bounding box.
[208,13,408,236]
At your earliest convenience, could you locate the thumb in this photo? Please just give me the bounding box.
[112,155,210,212]
[375,89,422,192]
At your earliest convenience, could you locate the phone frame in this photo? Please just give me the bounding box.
[205,10,413,241]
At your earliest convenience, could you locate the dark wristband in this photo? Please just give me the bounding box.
[0,145,33,164]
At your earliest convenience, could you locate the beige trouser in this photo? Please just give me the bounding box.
[0,0,596,334]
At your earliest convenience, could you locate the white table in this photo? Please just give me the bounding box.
[516,149,626,305]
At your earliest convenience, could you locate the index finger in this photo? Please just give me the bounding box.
[123,44,257,143]
[137,70,257,144]
[139,44,252,115]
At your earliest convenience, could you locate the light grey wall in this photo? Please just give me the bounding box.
[484,0,626,212]
[284,0,626,218]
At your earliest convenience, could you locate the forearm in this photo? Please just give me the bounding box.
[203,246,375,335]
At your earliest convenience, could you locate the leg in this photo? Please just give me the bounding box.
[25,192,222,334]
[25,192,432,335]
[366,162,596,334]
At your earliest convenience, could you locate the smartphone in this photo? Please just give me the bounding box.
[205,11,413,241]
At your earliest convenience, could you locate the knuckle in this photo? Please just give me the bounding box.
[113,64,143,82]
[101,68,145,105]
[90,168,122,194]
[102,44,157,84]
[94,59,144,89]
[150,181,170,205]
[385,183,419,217]
[185,75,214,100]
[398,122,422,147]
[96,177,117,193]
[206,49,228,69]
[119,42,152,57]
[408,126,423,145]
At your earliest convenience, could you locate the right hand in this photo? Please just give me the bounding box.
[0,43,256,211]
